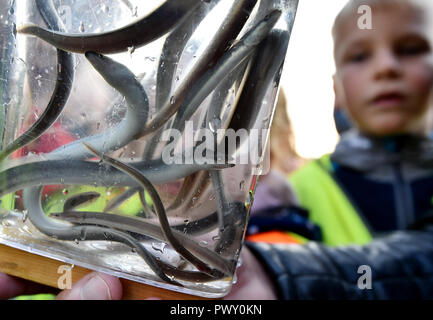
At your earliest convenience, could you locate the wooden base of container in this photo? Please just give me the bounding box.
[0,244,210,300]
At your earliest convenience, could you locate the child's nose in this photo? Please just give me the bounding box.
[373,49,401,80]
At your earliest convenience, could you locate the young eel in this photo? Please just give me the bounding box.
[140,1,217,161]
[167,58,250,211]
[154,1,217,111]
[211,30,293,256]
[25,183,231,284]
[0,155,233,196]
[103,186,143,213]
[59,191,221,236]
[142,0,251,160]
[50,209,234,276]
[19,164,232,284]
[176,30,291,220]
[41,51,148,161]
[82,143,227,279]
[63,191,100,212]
[136,0,260,138]
[103,186,155,218]
[0,0,75,163]
[167,30,291,252]
[21,185,179,285]
[18,0,202,54]
[170,10,281,134]
[228,29,291,132]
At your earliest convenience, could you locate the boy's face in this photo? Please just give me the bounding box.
[333,4,433,136]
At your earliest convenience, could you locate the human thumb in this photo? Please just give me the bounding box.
[56,272,122,300]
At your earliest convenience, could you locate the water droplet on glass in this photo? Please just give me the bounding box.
[128,46,136,54]
[239,180,245,190]
[237,256,243,268]
[152,242,166,253]
[74,239,79,245]
[212,235,221,241]
[62,188,69,195]
[11,22,16,38]
[245,191,254,207]
[209,118,221,133]
[232,272,238,284]
[199,240,208,247]
[80,229,87,241]
[79,21,85,33]
[170,96,175,104]
[22,210,28,223]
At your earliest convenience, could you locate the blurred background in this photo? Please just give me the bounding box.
[280,0,348,159]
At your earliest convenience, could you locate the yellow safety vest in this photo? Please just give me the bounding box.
[289,155,373,246]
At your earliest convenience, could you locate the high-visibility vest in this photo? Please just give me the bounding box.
[289,155,373,246]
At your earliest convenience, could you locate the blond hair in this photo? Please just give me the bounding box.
[332,0,433,57]
[335,0,419,33]
[269,89,302,174]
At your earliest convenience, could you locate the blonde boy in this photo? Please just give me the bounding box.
[290,0,433,245]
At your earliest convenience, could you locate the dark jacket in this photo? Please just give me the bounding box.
[330,130,433,233]
[246,224,433,299]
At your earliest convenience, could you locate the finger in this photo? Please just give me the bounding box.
[0,273,58,299]
[55,272,122,300]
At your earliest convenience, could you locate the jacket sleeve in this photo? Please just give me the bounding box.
[245,226,433,299]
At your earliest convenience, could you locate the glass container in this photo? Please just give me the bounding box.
[0,0,298,298]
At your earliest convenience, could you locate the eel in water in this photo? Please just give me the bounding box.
[82,142,227,279]
[41,51,149,161]
[169,10,281,134]
[18,0,202,54]
[136,0,262,138]
[0,156,233,197]
[0,0,75,163]
[23,184,229,284]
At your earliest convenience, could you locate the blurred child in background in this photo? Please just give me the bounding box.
[289,0,433,246]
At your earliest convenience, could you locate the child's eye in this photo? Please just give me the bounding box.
[396,44,428,56]
[347,52,369,63]
[395,36,430,56]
